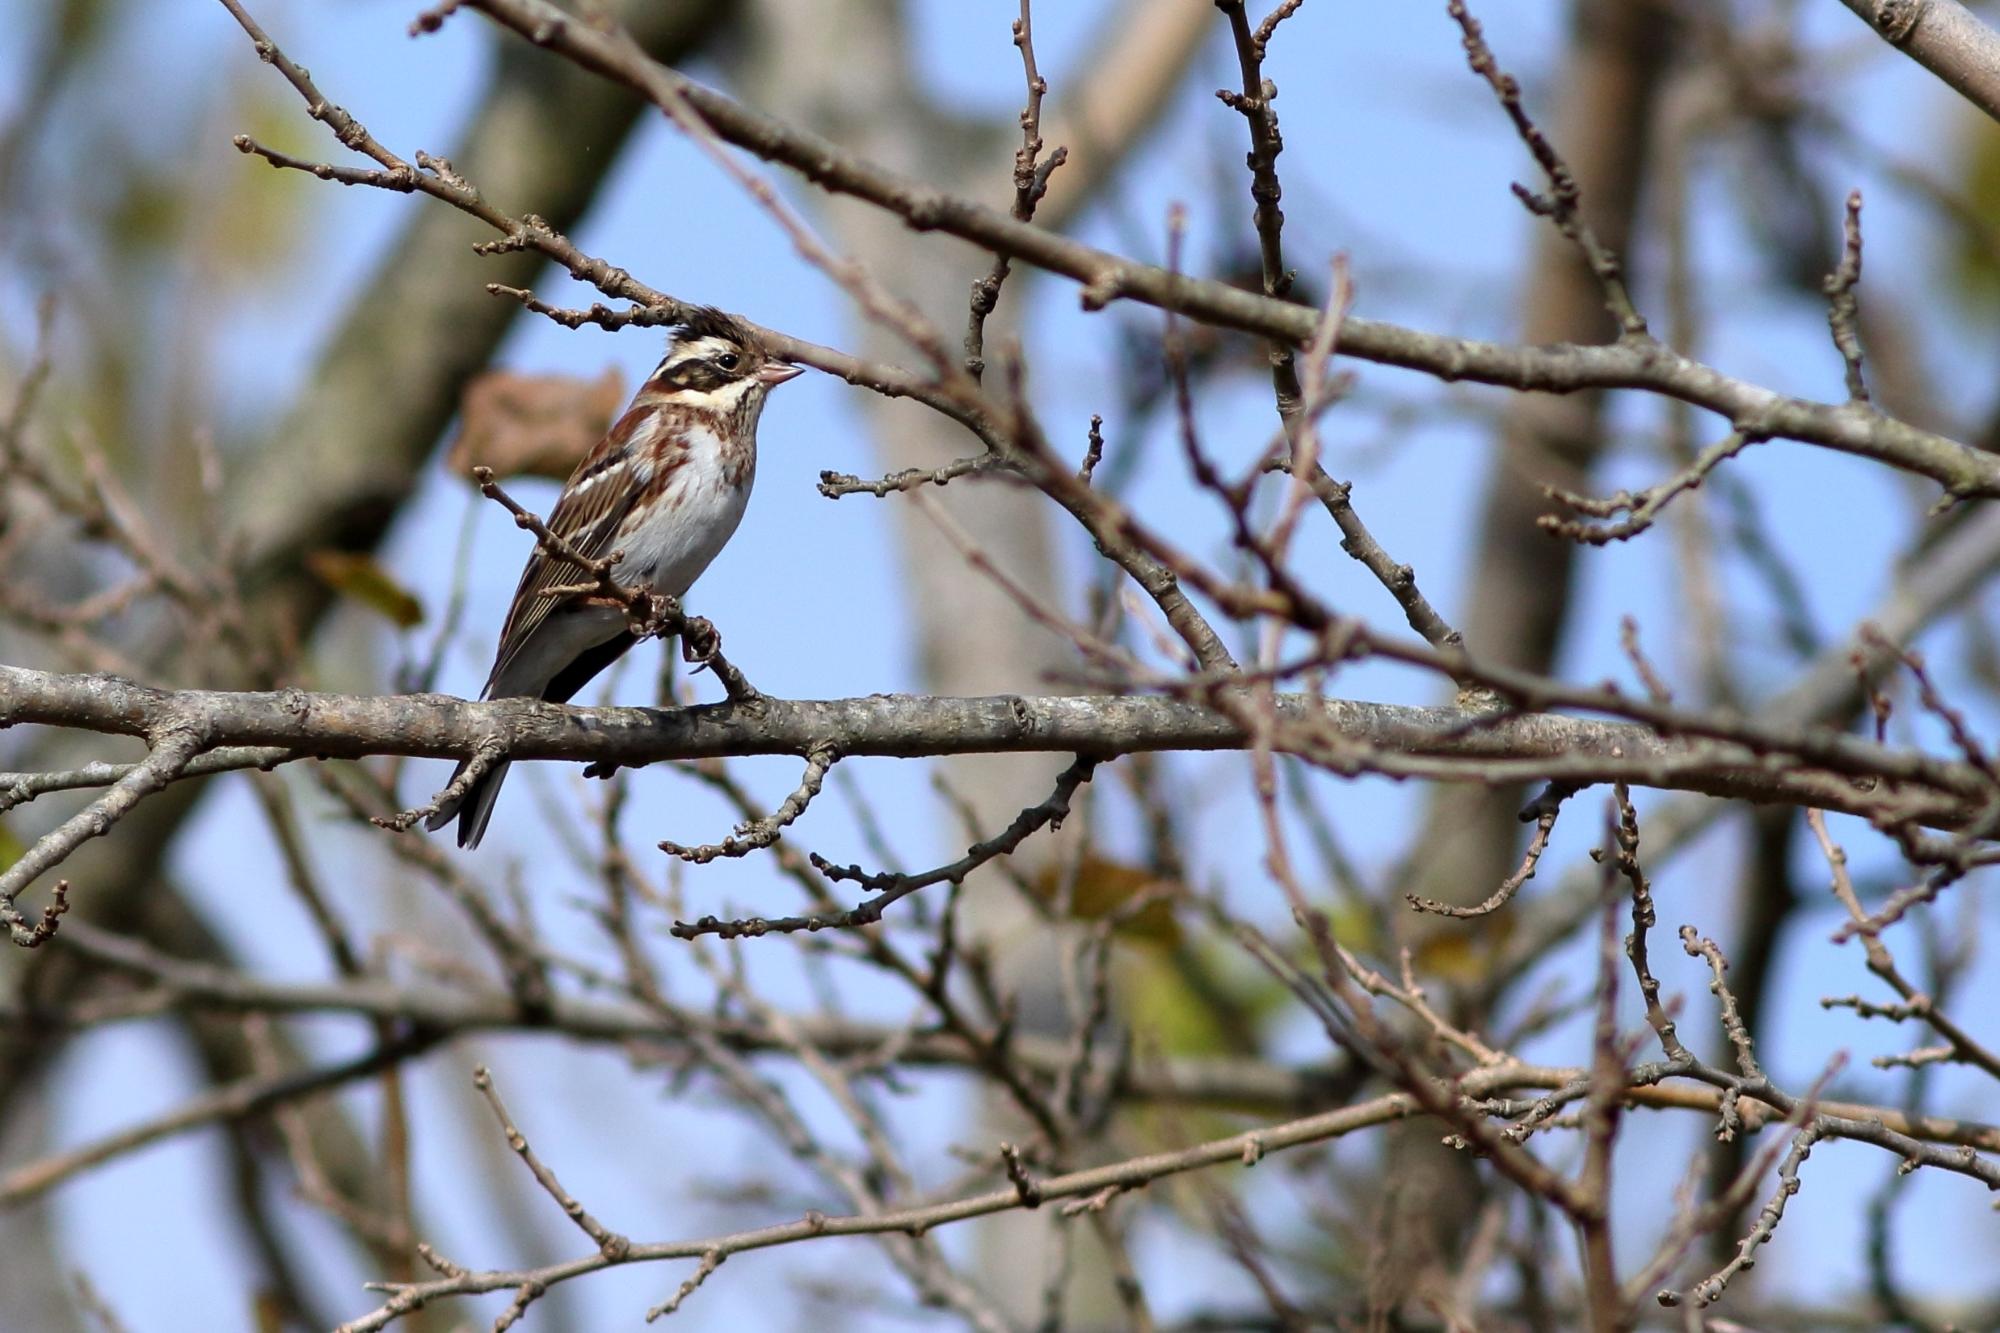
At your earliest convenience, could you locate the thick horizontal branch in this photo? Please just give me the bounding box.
[1837,0,2000,125]
[464,0,2000,499]
[0,665,1980,827]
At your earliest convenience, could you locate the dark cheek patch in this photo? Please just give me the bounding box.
[663,362,730,394]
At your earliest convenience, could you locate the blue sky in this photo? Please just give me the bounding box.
[8,0,2000,1327]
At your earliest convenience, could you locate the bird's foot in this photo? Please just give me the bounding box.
[680,615,721,665]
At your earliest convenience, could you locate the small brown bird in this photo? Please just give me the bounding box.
[429,308,801,848]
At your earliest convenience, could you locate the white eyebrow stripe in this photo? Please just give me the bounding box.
[662,335,740,367]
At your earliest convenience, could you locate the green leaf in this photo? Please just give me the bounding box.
[305,550,424,629]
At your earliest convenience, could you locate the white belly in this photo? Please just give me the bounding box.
[619,423,755,600]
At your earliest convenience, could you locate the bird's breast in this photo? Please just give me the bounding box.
[620,421,755,599]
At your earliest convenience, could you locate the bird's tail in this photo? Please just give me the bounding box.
[426,620,636,849]
[423,757,513,850]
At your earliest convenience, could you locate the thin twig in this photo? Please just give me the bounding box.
[1824,189,1870,404]
[1,1030,441,1205]
[473,1066,631,1258]
[659,744,838,864]
[1542,431,1761,546]
[1809,808,2000,1080]
[1681,926,1763,1081]
[373,740,507,832]
[1446,0,1647,335]
[2,727,206,947]
[1405,782,1572,918]
[963,0,1067,381]
[673,758,1097,939]
[816,453,1007,499]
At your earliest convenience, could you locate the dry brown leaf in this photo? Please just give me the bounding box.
[1027,852,1184,945]
[443,366,625,482]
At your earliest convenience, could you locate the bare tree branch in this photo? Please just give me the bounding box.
[460,0,2000,500]
[1836,0,2000,124]
[0,666,1983,833]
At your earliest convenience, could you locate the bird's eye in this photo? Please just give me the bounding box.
[716,351,741,372]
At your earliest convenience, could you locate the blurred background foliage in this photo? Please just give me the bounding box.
[4,0,2000,1328]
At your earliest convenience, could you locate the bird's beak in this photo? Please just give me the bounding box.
[757,361,804,387]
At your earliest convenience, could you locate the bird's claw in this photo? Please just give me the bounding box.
[680,615,721,666]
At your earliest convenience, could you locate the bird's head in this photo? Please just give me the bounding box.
[644,307,802,420]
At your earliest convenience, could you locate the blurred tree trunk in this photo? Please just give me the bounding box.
[726,2,1210,1322]
[1401,0,1673,922]
[1382,1,1675,1319]
[0,4,729,1323]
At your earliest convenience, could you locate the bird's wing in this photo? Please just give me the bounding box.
[483,405,663,697]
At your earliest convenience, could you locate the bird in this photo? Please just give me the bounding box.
[428,307,802,848]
